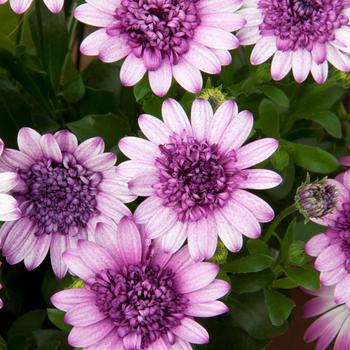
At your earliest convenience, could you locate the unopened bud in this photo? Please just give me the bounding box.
[199,87,226,111]
[295,180,338,220]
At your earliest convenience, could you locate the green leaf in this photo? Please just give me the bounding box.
[259,98,280,137]
[285,265,320,290]
[297,111,342,138]
[283,140,338,173]
[67,113,131,150]
[230,269,275,294]
[261,85,289,108]
[247,240,270,256]
[272,278,299,289]
[224,254,274,273]
[264,289,295,326]
[229,291,288,340]
[0,49,53,116]
[33,330,70,350]
[0,335,6,350]
[0,78,32,147]
[47,309,71,332]
[134,79,151,102]
[29,2,69,90]
[7,310,46,346]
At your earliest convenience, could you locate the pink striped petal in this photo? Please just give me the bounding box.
[335,275,350,304]
[145,207,177,239]
[0,173,19,193]
[320,267,347,286]
[302,296,336,318]
[314,244,345,271]
[311,61,329,84]
[292,49,311,83]
[80,29,109,56]
[116,217,142,265]
[201,12,246,31]
[172,58,203,94]
[157,221,188,253]
[134,195,163,224]
[41,134,62,162]
[54,130,78,153]
[82,152,116,171]
[74,137,104,163]
[51,288,95,312]
[188,218,217,261]
[251,36,277,65]
[9,0,32,13]
[99,35,130,63]
[175,262,219,294]
[271,50,293,81]
[68,319,115,348]
[148,62,172,97]
[235,138,279,169]
[43,0,63,13]
[207,100,237,144]
[74,4,114,27]
[184,43,221,74]
[173,318,209,344]
[190,98,213,141]
[194,26,239,50]
[305,234,331,257]
[185,279,231,303]
[220,110,254,151]
[215,210,243,252]
[185,301,229,317]
[232,189,275,223]
[138,114,171,144]
[162,98,192,134]
[24,234,51,270]
[65,302,105,327]
[119,137,159,161]
[63,252,95,280]
[120,54,146,87]
[50,234,68,278]
[17,127,42,160]
[239,169,282,190]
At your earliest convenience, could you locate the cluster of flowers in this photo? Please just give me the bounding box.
[0,0,350,348]
[0,98,282,349]
[1,0,350,91]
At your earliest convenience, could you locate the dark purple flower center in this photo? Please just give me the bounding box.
[91,262,188,348]
[154,134,243,222]
[19,153,101,236]
[259,0,349,51]
[109,0,201,69]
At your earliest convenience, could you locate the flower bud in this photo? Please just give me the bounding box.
[295,179,338,220]
[199,87,226,111]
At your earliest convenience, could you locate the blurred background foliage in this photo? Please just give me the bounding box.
[0,2,350,350]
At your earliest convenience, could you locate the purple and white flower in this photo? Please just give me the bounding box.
[0,0,64,14]
[118,98,281,260]
[305,172,350,304]
[51,216,230,349]
[303,286,350,350]
[74,0,246,96]
[0,139,21,223]
[0,128,134,278]
[237,0,350,83]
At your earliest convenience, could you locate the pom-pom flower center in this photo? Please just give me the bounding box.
[91,260,188,348]
[20,152,100,236]
[111,0,201,70]
[154,134,242,222]
[259,0,348,51]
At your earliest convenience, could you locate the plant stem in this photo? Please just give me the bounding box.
[15,14,25,46]
[263,205,297,243]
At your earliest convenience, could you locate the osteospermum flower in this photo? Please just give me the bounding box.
[51,217,230,349]
[0,128,134,278]
[0,0,64,14]
[303,286,350,349]
[0,139,21,222]
[118,98,281,260]
[74,0,246,96]
[236,0,350,83]
[305,172,350,303]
